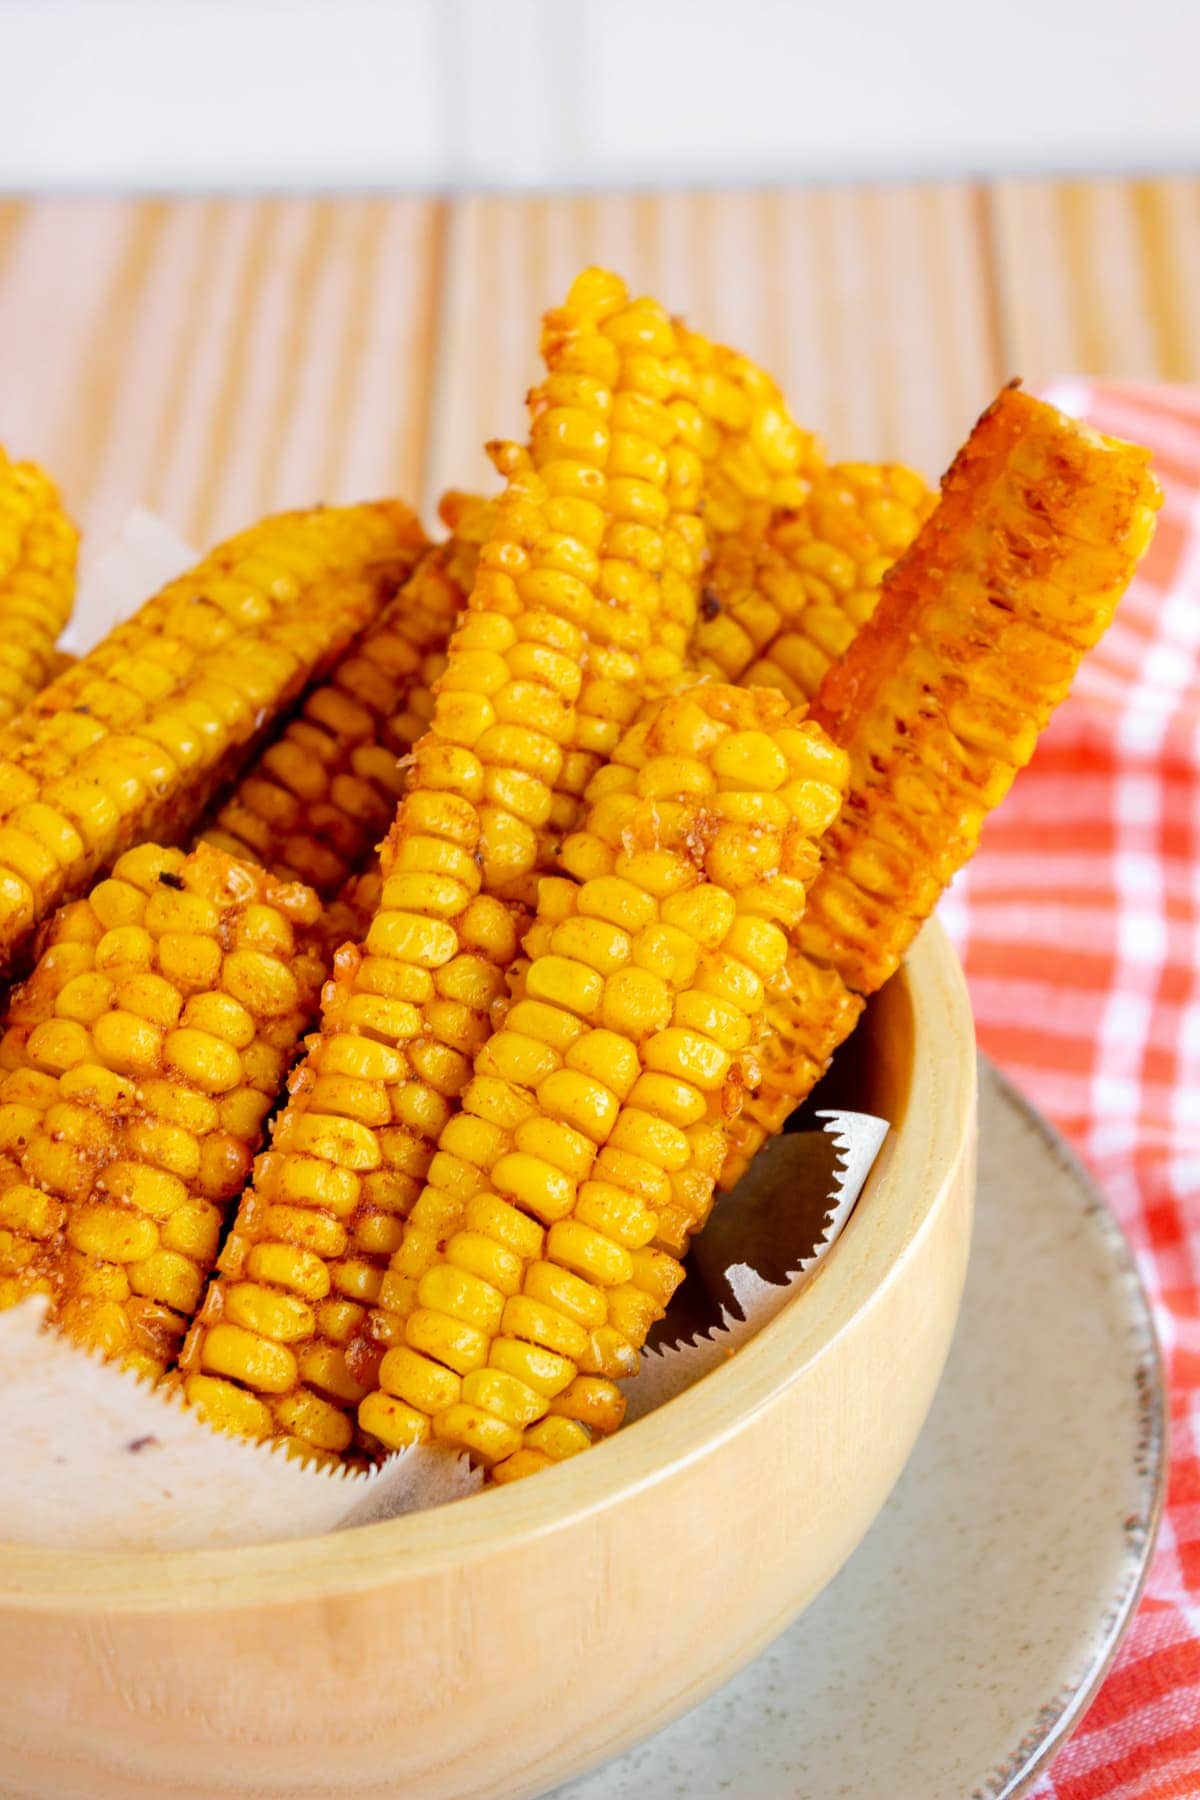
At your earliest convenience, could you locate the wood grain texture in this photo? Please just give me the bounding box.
[2,177,1189,567]
[0,925,976,1800]
[992,176,1200,387]
[424,182,1002,509]
[0,196,443,553]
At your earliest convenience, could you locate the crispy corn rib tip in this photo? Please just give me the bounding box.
[0,499,423,980]
[0,450,79,730]
[721,385,1162,1188]
[0,842,326,1378]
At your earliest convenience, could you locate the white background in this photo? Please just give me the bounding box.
[0,0,1198,191]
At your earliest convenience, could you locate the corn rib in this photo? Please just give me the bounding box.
[721,386,1162,1187]
[0,501,422,978]
[692,462,932,699]
[0,842,326,1380]
[201,532,476,898]
[0,449,78,728]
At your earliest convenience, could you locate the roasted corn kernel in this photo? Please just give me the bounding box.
[0,843,325,1376]
[0,449,78,732]
[720,386,1162,1187]
[0,500,422,977]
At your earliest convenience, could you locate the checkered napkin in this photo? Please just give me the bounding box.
[940,381,1200,1799]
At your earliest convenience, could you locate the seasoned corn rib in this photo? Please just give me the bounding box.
[722,386,1162,1187]
[0,450,79,729]
[0,500,422,979]
[693,463,932,699]
[0,843,325,1378]
[352,686,847,1471]
[201,536,472,898]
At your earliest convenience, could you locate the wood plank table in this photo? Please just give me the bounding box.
[0,176,1195,559]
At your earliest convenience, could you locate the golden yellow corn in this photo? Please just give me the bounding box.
[692,462,933,699]
[201,542,467,898]
[673,322,821,542]
[0,501,422,978]
[0,450,78,730]
[0,842,325,1377]
[348,685,847,1473]
[721,386,1162,1187]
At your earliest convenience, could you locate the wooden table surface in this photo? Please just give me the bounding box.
[0,176,1195,556]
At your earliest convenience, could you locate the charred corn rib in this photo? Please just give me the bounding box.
[0,450,79,728]
[0,843,325,1378]
[202,534,473,898]
[0,500,422,979]
[692,463,933,698]
[722,386,1162,1187]
[350,687,846,1472]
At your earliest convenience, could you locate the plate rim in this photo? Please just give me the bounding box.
[556,1058,1168,1800]
[975,1058,1167,1800]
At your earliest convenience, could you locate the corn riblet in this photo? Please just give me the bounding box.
[721,386,1163,1187]
[418,269,711,896]
[673,325,821,542]
[692,463,932,698]
[0,449,78,728]
[202,540,466,898]
[0,500,422,978]
[351,686,845,1473]
[0,843,325,1378]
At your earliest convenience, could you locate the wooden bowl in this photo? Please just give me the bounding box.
[0,920,976,1800]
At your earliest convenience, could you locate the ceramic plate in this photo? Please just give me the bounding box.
[549,1058,1166,1800]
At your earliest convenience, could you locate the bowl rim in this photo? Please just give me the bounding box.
[0,919,975,1611]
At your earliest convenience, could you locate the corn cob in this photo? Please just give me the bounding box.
[201,541,465,898]
[0,500,422,979]
[692,463,932,698]
[347,686,846,1473]
[0,842,325,1379]
[0,450,79,729]
[673,323,821,542]
[721,386,1162,1188]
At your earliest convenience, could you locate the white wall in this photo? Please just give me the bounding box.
[0,0,1197,190]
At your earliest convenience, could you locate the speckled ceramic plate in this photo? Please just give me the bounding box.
[548,1059,1166,1800]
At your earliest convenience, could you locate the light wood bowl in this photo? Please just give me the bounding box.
[0,920,976,1800]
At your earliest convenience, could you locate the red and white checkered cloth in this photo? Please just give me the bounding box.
[939,381,1200,1798]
